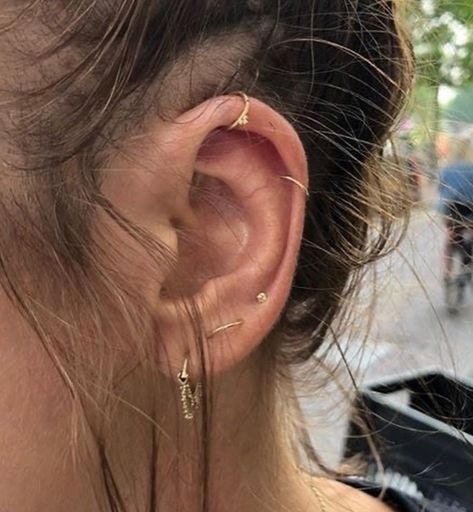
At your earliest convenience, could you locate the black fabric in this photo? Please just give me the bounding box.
[446,201,473,226]
[340,476,471,512]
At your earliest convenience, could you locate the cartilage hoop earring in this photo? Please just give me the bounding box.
[207,319,244,339]
[177,358,202,421]
[280,175,310,198]
[227,91,250,130]
[257,292,268,304]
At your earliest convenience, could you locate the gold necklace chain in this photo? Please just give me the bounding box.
[310,484,328,512]
[295,465,328,512]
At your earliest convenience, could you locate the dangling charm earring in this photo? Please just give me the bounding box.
[177,358,202,421]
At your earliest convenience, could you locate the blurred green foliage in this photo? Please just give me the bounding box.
[409,0,473,167]
[413,0,473,87]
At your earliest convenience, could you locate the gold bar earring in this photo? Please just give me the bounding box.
[207,319,244,339]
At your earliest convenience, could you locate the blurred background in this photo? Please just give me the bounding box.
[302,0,473,468]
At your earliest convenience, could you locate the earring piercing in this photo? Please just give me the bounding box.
[177,358,202,421]
[207,319,244,339]
[280,175,310,198]
[256,292,269,304]
[227,91,250,130]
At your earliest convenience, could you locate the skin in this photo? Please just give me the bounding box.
[0,95,394,512]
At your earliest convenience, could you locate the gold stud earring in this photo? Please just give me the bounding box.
[227,91,250,130]
[177,358,202,421]
[280,175,310,198]
[256,292,269,304]
[207,319,244,339]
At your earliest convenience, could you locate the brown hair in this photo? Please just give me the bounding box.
[0,0,412,509]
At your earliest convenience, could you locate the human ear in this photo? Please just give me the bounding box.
[103,95,309,378]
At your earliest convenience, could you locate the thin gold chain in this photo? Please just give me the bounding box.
[295,465,328,512]
[310,485,328,512]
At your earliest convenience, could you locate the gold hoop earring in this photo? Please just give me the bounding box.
[177,358,202,421]
[207,319,244,339]
[280,175,310,198]
[227,91,250,130]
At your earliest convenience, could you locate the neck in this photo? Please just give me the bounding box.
[150,349,320,512]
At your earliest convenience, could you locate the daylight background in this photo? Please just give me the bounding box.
[301,0,473,468]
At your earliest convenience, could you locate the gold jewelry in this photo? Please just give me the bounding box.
[207,319,244,339]
[177,358,202,421]
[295,465,328,512]
[310,485,327,512]
[227,91,250,130]
[256,292,269,304]
[280,175,310,198]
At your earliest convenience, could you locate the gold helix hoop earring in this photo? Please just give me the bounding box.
[207,319,244,339]
[280,175,310,198]
[227,91,250,130]
[177,358,202,421]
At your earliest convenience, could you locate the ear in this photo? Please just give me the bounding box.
[103,95,309,378]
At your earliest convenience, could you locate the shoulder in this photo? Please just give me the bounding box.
[311,477,395,512]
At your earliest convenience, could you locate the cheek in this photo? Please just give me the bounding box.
[91,207,177,372]
[95,188,177,307]
[0,296,93,508]
[0,297,68,427]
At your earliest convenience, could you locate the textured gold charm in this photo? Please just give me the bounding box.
[237,113,249,126]
[227,91,250,131]
[177,360,202,420]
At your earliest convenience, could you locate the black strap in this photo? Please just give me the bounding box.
[338,477,463,512]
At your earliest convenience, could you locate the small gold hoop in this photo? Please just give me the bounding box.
[207,319,244,339]
[177,358,189,384]
[280,175,310,198]
[227,91,250,130]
